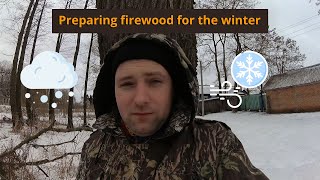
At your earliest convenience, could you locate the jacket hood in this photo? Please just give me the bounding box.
[92,33,199,138]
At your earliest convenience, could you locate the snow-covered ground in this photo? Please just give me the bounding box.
[1,108,320,179]
[0,105,95,180]
[198,111,320,180]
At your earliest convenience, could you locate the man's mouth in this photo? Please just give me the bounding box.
[132,112,153,116]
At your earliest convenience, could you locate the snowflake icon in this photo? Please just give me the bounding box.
[231,51,268,88]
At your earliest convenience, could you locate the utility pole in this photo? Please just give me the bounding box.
[200,61,204,116]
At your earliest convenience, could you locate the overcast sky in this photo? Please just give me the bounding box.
[258,0,320,66]
[1,1,319,65]
[1,0,319,88]
[197,0,320,85]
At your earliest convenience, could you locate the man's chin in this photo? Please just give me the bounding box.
[132,126,158,137]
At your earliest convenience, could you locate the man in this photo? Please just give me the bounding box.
[77,33,269,180]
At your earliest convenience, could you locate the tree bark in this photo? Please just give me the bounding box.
[95,0,198,71]
[10,0,35,129]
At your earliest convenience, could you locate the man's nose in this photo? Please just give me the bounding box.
[134,83,150,106]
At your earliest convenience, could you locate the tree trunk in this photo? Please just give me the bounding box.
[50,0,72,123]
[83,33,94,126]
[211,34,223,112]
[67,0,90,129]
[219,33,228,87]
[26,0,46,126]
[15,0,40,130]
[212,33,222,90]
[49,33,62,123]
[96,0,198,71]
[218,33,228,111]
[67,33,81,129]
[232,33,243,113]
[10,0,35,129]
[16,0,40,125]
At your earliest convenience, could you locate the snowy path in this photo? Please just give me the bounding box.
[198,111,320,180]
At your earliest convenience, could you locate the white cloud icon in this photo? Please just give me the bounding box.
[21,51,78,89]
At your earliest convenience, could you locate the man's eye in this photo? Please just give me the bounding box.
[150,79,162,84]
[120,82,134,87]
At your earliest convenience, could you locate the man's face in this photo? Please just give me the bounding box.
[115,59,173,137]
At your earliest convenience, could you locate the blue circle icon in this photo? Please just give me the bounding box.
[231,51,268,88]
[55,91,63,99]
[40,95,48,103]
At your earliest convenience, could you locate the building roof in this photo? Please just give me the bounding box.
[264,63,320,91]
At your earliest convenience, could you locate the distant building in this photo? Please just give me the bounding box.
[198,85,212,99]
[263,63,320,113]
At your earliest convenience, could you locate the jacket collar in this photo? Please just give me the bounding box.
[92,101,192,140]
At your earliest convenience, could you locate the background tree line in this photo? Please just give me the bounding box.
[196,0,306,92]
[0,0,309,130]
[0,0,310,130]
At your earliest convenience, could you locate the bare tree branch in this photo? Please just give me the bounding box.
[25,152,81,166]
[0,120,55,158]
[36,165,49,177]
[9,152,81,167]
[30,133,78,148]
[50,126,93,132]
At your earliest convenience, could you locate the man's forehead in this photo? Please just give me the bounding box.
[115,59,170,79]
[116,71,167,80]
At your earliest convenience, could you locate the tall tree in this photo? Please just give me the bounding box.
[10,0,35,129]
[195,0,257,92]
[218,33,228,88]
[15,0,40,130]
[310,0,320,14]
[243,30,305,76]
[96,0,198,70]
[26,0,46,126]
[197,33,223,89]
[67,0,90,129]
[49,0,72,123]
[83,33,94,126]
[211,34,222,89]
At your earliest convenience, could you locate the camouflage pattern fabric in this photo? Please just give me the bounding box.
[76,33,269,180]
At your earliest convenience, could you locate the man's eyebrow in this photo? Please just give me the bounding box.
[117,76,133,82]
[144,72,165,77]
[116,72,165,82]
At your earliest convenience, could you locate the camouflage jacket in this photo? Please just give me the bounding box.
[76,34,269,180]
